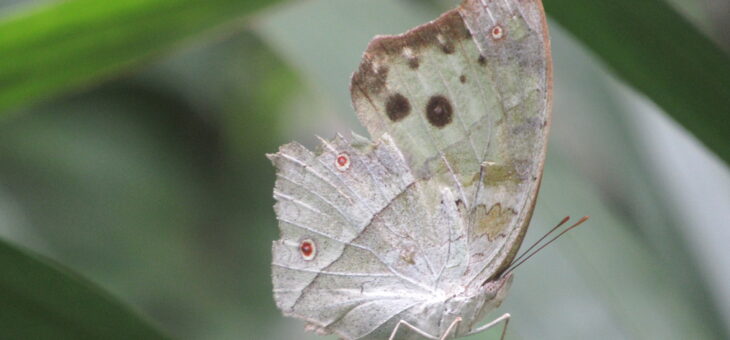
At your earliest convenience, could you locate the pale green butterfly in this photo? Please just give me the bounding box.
[268,0,553,338]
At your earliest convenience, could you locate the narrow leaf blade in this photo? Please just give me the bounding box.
[544,0,730,164]
[0,0,284,115]
[0,238,167,339]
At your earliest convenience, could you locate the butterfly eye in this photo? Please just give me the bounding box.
[299,239,316,261]
[335,153,351,171]
[490,25,504,40]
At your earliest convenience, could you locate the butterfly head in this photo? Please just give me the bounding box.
[468,272,514,331]
[481,272,513,306]
[475,272,514,300]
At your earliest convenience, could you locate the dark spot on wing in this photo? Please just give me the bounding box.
[460,75,467,83]
[478,55,486,66]
[455,199,466,213]
[385,93,411,122]
[441,41,455,54]
[408,57,420,69]
[426,95,453,128]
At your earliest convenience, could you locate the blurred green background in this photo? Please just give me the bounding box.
[0,0,728,339]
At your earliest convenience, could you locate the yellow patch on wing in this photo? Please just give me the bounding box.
[473,203,517,241]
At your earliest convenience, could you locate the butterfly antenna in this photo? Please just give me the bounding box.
[508,216,571,268]
[502,216,589,276]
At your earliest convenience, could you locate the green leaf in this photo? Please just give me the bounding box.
[0,0,284,115]
[0,238,167,339]
[544,0,730,165]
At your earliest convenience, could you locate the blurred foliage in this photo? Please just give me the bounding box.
[0,27,300,338]
[0,240,166,339]
[0,0,284,115]
[544,0,730,166]
[0,0,728,339]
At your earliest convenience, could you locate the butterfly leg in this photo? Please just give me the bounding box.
[388,320,438,340]
[439,317,463,340]
[466,313,511,340]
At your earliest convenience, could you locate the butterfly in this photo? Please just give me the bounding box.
[268,0,553,339]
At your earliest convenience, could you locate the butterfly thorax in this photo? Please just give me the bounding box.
[415,273,514,338]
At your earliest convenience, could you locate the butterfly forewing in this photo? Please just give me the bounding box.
[350,0,551,291]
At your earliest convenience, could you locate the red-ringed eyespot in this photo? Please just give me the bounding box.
[491,25,504,40]
[335,153,350,171]
[299,239,316,261]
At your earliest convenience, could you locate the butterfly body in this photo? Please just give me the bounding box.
[269,0,551,338]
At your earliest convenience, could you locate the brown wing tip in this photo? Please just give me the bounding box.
[349,9,469,97]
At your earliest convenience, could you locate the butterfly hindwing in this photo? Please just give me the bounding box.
[270,134,482,339]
